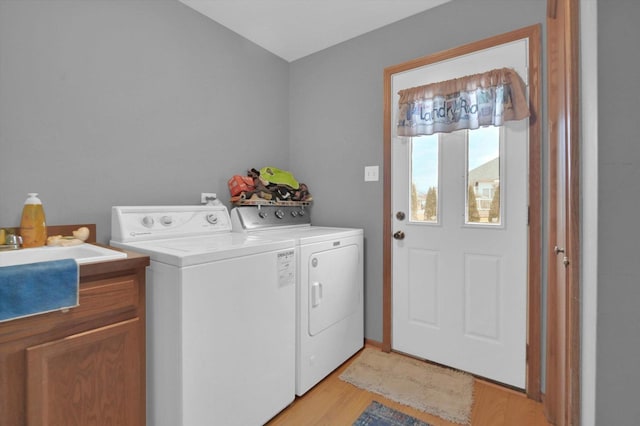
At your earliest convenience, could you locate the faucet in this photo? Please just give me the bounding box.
[0,230,22,250]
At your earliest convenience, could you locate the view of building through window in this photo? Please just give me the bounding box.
[467,126,501,224]
[409,126,501,225]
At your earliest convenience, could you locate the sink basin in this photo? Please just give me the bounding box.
[0,244,127,267]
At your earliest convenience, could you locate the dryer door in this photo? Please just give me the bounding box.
[307,244,360,336]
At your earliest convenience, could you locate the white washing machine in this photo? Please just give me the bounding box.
[231,205,364,396]
[110,205,296,426]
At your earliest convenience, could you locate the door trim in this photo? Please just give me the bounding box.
[382,25,542,399]
[545,0,581,423]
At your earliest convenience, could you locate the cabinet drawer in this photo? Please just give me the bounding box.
[0,275,140,343]
[71,275,139,319]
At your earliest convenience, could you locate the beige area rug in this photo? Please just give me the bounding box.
[340,348,474,425]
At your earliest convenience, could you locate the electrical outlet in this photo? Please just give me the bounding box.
[364,166,379,182]
[201,192,217,204]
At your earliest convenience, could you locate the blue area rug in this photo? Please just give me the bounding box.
[353,401,432,426]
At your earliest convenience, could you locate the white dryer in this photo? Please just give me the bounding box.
[231,205,364,395]
[111,205,296,426]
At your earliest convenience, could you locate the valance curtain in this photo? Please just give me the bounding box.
[396,67,529,136]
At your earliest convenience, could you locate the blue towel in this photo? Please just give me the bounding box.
[0,258,79,323]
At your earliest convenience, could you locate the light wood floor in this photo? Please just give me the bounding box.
[267,347,551,426]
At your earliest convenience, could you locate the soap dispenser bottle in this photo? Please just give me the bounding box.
[20,193,47,248]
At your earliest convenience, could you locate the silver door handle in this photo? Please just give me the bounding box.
[393,230,405,240]
[311,282,322,307]
[554,246,565,254]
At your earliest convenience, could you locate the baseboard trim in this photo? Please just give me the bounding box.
[364,338,383,349]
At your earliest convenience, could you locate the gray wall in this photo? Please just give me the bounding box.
[597,1,640,423]
[289,0,546,342]
[9,0,634,422]
[0,0,289,243]
[0,0,547,347]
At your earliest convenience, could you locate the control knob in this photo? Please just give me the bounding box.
[142,216,154,228]
[275,209,285,219]
[206,214,218,225]
[160,216,173,226]
[258,211,267,219]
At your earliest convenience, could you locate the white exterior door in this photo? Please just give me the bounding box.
[391,41,529,388]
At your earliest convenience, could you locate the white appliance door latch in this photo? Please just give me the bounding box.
[311,282,323,307]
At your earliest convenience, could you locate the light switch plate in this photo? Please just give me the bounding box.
[364,166,379,182]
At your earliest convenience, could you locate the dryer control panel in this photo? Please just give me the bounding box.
[231,205,311,231]
[111,205,232,243]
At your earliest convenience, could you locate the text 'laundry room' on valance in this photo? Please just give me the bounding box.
[396,67,530,137]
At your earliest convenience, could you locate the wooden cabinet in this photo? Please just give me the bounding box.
[26,318,141,425]
[0,248,149,426]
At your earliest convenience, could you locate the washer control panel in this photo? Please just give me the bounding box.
[111,205,232,243]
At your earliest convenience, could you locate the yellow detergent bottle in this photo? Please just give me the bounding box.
[20,193,47,248]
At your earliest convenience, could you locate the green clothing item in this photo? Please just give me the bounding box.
[260,167,300,189]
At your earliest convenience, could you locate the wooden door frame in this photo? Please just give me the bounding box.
[382,25,543,400]
[545,0,581,424]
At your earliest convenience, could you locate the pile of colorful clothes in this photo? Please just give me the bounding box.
[228,167,312,204]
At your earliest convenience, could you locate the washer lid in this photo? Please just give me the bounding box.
[111,233,295,267]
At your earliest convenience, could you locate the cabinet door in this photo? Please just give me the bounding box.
[26,318,141,426]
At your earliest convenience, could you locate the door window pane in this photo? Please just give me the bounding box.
[410,135,439,223]
[466,127,501,225]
